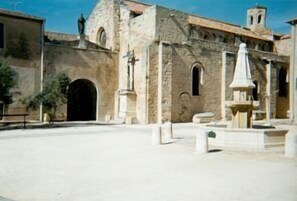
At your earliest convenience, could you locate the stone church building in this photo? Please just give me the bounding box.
[0,0,295,124]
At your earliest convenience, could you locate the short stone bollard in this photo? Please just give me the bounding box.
[152,125,162,145]
[196,128,209,154]
[164,121,173,140]
[43,113,50,125]
[285,131,297,158]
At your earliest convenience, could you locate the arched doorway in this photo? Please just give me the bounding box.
[67,79,97,121]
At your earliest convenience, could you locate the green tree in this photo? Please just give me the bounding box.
[26,73,71,122]
[0,59,17,105]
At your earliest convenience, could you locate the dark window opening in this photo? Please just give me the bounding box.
[252,81,259,101]
[192,67,200,96]
[258,15,262,24]
[0,23,4,48]
[250,16,254,25]
[278,68,287,97]
[97,28,106,48]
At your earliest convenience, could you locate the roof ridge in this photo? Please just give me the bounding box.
[0,8,44,21]
[189,14,243,29]
[123,0,152,7]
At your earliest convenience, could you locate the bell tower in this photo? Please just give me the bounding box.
[247,5,267,32]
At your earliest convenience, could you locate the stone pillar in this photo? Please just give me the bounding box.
[221,51,227,121]
[265,60,272,126]
[164,122,173,140]
[287,19,297,124]
[196,128,208,154]
[119,90,137,124]
[152,125,162,145]
[285,131,297,158]
[78,34,87,49]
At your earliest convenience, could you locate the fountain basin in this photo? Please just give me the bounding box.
[203,125,288,151]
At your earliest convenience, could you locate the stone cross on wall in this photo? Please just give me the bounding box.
[123,47,139,91]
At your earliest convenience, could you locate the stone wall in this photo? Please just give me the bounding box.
[86,0,120,51]
[0,15,43,120]
[274,37,291,56]
[44,44,118,121]
[156,6,188,43]
[127,6,156,123]
[146,36,289,123]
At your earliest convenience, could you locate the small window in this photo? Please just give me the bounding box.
[258,15,262,24]
[192,67,200,96]
[250,16,254,25]
[252,81,259,101]
[97,28,106,48]
[0,23,4,48]
[278,68,287,97]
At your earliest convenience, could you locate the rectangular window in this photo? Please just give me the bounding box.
[0,23,4,48]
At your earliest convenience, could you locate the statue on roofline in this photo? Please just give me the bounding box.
[77,13,86,35]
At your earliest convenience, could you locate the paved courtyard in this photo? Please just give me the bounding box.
[0,123,296,201]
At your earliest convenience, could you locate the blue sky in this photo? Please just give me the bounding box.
[1,0,296,34]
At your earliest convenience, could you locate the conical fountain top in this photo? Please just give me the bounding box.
[229,43,255,89]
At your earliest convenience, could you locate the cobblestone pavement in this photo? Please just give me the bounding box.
[0,123,296,201]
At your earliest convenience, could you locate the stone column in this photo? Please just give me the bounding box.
[287,19,297,124]
[265,60,272,126]
[221,51,227,121]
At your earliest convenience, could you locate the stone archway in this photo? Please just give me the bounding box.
[67,79,97,121]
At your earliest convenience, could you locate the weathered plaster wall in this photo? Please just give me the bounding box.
[0,15,43,120]
[44,44,118,121]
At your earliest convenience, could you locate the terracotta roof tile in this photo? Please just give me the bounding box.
[0,8,44,22]
[123,0,151,14]
[188,15,270,41]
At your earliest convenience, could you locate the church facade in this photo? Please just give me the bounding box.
[86,0,290,123]
[0,0,294,124]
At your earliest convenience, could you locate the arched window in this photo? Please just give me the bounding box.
[192,66,200,96]
[258,15,262,24]
[278,67,287,97]
[252,81,259,101]
[250,16,254,25]
[97,28,106,47]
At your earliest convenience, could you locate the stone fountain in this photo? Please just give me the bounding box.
[228,43,255,128]
[202,43,288,151]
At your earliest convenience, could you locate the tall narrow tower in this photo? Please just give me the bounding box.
[247,5,267,32]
